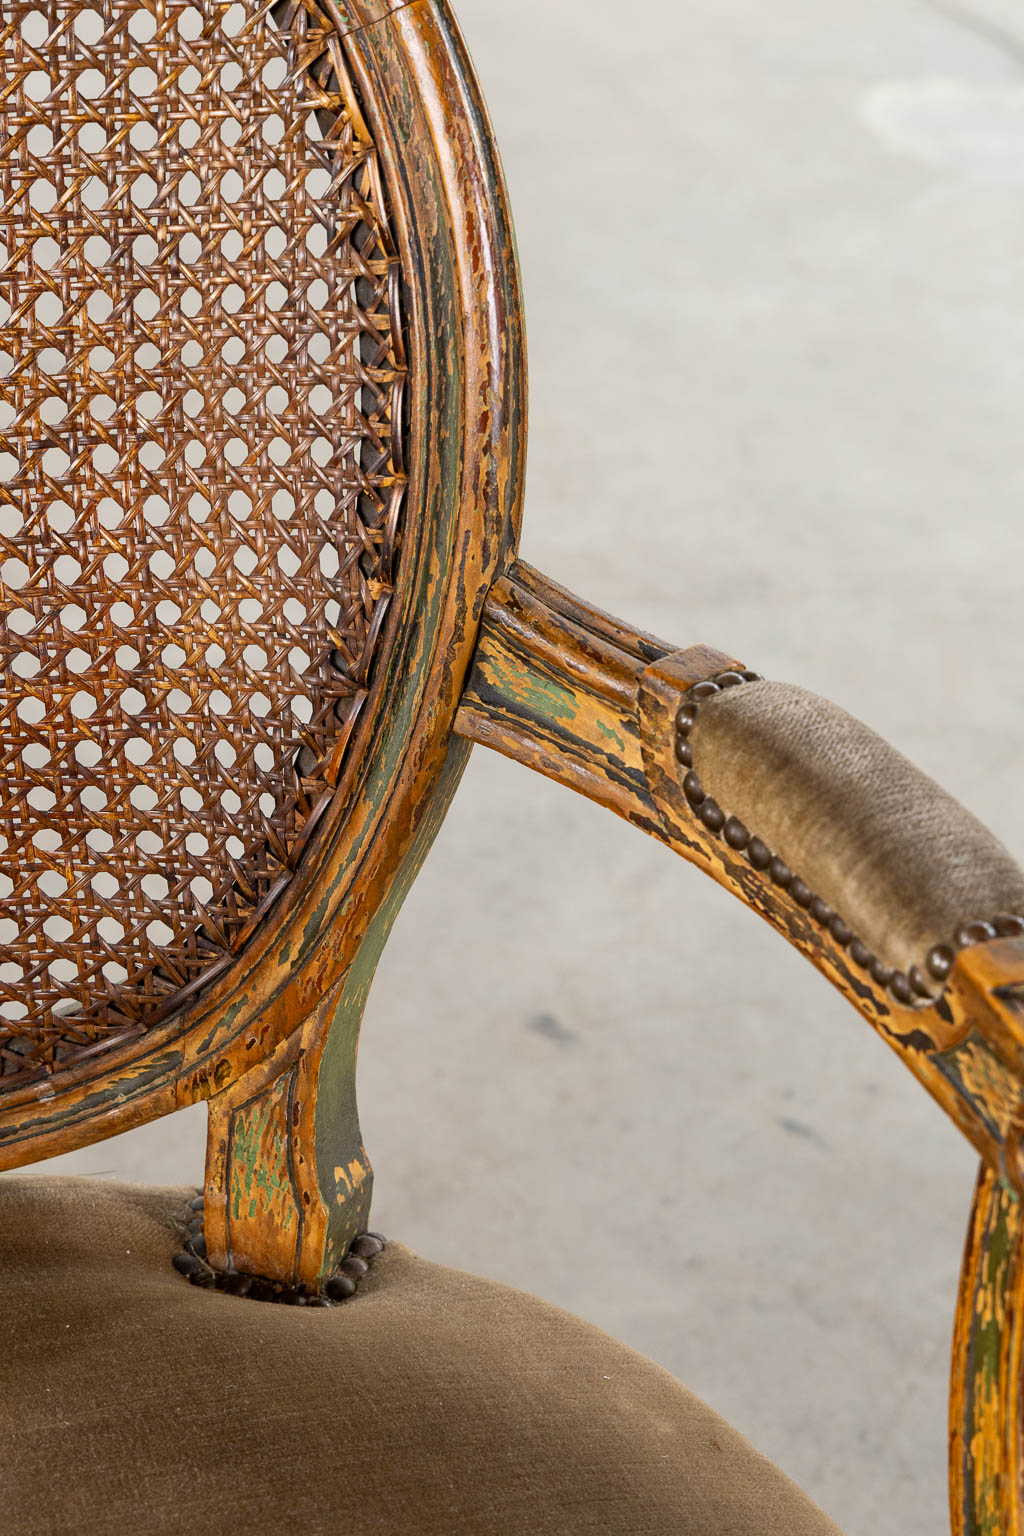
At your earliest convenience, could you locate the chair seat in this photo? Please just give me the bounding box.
[0,1178,841,1535]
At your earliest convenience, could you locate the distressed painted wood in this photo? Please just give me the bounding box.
[202,737,469,1287]
[455,562,1024,1168]
[0,0,526,1291]
[1,0,1019,1520]
[325,0,412,33]
[455,558,1024,1532]
[951,1165,1024,1536]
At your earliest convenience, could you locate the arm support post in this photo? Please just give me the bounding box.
[456,560,1024,1172]
[456,559,1024,1536]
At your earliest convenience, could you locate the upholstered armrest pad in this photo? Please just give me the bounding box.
[689,681,1024,976]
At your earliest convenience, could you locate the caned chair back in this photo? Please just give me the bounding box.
[0,0,524,1162]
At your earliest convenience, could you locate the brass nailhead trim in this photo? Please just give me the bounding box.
[171,1194,386,1305]
[674,673,1024,1006]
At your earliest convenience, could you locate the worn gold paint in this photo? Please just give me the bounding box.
[0,0,1015,1524]
[0,0,527,1297]
[224,1066,302,1278]
[951,1167,1024,1535]
[457,559,1024,1535]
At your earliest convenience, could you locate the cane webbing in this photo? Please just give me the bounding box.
[0,0,405,1086]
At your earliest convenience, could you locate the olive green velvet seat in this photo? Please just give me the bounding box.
[2,0,1022,1531]
[0,1178,841,1536]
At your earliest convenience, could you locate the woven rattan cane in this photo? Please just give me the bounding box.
[0,0,404,1087]
[3,4,1024,1525]
[0,0,524,1297]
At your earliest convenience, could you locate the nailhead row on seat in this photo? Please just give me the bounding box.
[172,1193,386,1305]
[675,672,1024,1006]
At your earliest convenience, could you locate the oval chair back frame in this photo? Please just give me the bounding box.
[0,0,526,1288]
[0,4,1020,1533]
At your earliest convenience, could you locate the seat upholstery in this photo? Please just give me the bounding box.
[0,1178,842,1535]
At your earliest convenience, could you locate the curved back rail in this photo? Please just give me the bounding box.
[1,4,1020,1531]
[0,0,525,1287]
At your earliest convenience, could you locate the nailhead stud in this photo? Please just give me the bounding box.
[926,944,955,981]
[769,856,791,888]
[683,771,705,805]
[955,920,997,949]
[889,972,913,1005]
[715,671,745,688]
[723,817,748,850]
[909,966,933,999]
[675,739,693,767]
[690,680,720,701]
[700,799,725,833]
[790,878,813,908]
[829,914,852,947]
[747,837,772,871]
[350,1234,385,1260]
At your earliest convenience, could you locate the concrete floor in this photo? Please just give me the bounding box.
[13,0,1024,1531]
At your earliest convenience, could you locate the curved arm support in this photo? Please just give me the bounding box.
[951,1164,1024,1536]
[456,559,1024,1173]
[455,559,1024,1536]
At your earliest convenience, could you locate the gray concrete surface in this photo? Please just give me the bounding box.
[13,1,1024,1530]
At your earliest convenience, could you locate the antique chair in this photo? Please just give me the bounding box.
[0,0,1021,1531]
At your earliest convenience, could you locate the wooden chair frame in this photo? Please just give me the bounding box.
[0,0,526,1285]
[1,4,1021,1531]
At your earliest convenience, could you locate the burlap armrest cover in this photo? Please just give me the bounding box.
[689,681,1024,976]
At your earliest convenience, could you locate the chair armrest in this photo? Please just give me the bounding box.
[455,559,1024,1536]
[457,559,1024,1536]
[456,560,1024,1145]
[680,676,1024,998]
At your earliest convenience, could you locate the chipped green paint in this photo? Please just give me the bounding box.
[481,652,577,724]
[196,998,246,1059]
[299,888,335,960]
[978,1185,1012,1373]
[595,717,627,752]
[0,1050,184,1151]
[957,1172,1021,1536]
[312,738,472,1274]
[227,1068,299,1231]
[934,1030,1022,1155]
